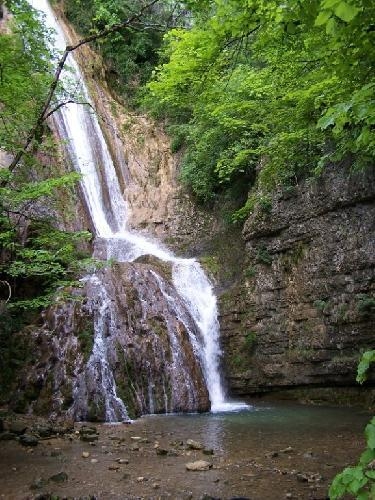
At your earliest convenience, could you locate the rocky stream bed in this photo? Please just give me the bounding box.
[0,403,369,500]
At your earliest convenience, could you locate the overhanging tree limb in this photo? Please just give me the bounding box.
[5,0,160,177]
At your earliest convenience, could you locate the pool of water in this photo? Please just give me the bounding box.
[0,401,371,499]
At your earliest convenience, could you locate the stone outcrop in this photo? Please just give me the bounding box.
[11,260,209,420]
[219,165,375,405]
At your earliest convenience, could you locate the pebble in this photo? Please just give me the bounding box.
[117,458,129,464]
[19,434,39,447]
[186,439,203,450]
[156,447,168,456]
[49,471,68,483]
[108,465,120,471]
[91,459,98,464]
[186,460,212,471]
[82,451,90,458]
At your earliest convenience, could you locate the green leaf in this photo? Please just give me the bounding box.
[322,0,341,8]
[334,1,360,23]
[365,418,375,450]
[315,10,332,26]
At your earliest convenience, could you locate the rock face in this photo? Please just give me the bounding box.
[220,165,375,403]
[12,259,209,420]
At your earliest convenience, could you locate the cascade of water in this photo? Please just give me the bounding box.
[30,0,246,417]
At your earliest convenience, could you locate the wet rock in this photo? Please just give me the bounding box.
[186,460,213,471]
[19,434,39,447]
[296,473,308,483]
[79,425,98,435]
[266,451,278,458]
[82,451,90,458]
[0,431,17,441]
[34,426,53,438]
[80,434,99,443]
[49,471,68,483]
[30,477,48,490]
[280,446,293,453]
[9,421,28,434]
[203,448,214,455]
[156,447,168,456]
[130,443,139,451]
[91,458,98,463]
[108,465,120,471]
[186,439,204,450]
[116,458,129,464]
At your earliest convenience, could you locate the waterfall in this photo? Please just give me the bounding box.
[30,0,246,419]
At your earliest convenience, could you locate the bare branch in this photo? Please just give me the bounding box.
[4,0,160,180]
[44,99,94,119]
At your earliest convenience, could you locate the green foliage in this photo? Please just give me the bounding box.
[61,0,180,103]
[357,351,375,385]
[314,299,329,313]
[144,0,375,211]
[244,331,257,349]
[356,295,375,316]
[0,2,92,317]
[256,246,272,265]
[329,352,375,498]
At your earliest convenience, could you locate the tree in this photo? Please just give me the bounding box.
[144,0,375,215]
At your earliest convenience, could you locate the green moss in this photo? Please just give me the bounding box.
[356,294,375,317]
[256,246,272,265]
[199,255,220,279]
[244,331,257,350]
[77,319,95,361]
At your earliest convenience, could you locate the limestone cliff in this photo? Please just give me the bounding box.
[219,164,375,406]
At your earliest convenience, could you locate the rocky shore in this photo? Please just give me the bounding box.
[0,408,368,500]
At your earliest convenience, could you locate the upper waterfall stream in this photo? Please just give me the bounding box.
[30,0,247,420]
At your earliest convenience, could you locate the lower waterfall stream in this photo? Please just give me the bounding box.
[29,0,247,421]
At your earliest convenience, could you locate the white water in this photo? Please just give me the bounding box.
[30,0,247,416]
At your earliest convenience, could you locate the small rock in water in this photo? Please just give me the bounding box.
[280,446,293,454]
[296,473,308,483]
[156,447,168,456]
[203,448,214,455]
[49,471,68,483]
[186,460,212,471]
[186,439,204,450]
[91,458,98,464]
[30,477,48,490]
[116,458,129,464]
[0,432,17,441]
[79,425,98,435]
[137,476,147,482]
[130,436,142,441]
[19,434,39,447]
[9,422,28,435]
[80,434,98,443]
[130,443,139,451]
[108,465,120,471]
[82,451,90,458]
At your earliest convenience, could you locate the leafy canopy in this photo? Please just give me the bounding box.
[145,0,375,214]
